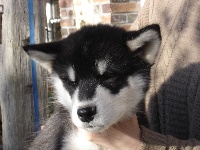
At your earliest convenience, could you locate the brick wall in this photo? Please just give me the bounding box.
[111,0,140,30]
[59,0,141,37]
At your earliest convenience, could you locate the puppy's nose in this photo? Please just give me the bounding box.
[77,106,96,123]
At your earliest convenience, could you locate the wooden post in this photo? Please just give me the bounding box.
[0,0,48,149]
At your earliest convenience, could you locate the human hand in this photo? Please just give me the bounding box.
[80,114,142,150]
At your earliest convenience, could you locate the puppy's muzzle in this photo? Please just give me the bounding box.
[77,106,96,123]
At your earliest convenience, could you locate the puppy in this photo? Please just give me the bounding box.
[23,24,161,150]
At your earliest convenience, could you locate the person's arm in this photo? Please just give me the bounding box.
[141,126,200,150]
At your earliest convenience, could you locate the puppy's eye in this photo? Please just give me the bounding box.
[60,77,68,81]
[60,77,78,86]
[68,80,77,85]
[100,73,118,83]
[104,77,117,83]
[104,74,116,80]
[66,79,78,86]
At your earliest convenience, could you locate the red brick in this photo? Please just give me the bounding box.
[60,10,66,17]
[111,0,130,2]
[111,14,127,24]
[116,24,131,30]
[61,28,69,36]
[60,19,75,27]
[68,10,75,17]
[110,2,140,13]
[100,14,111,23]
[94,5,101,14]
[59,0,73,8]
[68,28,77,34]
[60,9,75,18]
[127,13,137,23]
[102,3,111,13]
[93,0,110,2]
[61,27,77,37]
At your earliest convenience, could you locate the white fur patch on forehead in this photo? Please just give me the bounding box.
[97,60,107,75]
[67,66,75,82]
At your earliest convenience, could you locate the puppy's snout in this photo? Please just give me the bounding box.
[77,106,96,123]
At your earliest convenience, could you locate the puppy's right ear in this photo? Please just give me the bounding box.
[127,24,161,65]
[23,41,61,72]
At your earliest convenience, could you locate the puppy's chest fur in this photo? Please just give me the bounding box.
[62,131,107,150]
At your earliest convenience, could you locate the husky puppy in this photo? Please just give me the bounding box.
[23,24,161,150]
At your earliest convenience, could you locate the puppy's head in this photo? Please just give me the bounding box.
[23,24,161,132]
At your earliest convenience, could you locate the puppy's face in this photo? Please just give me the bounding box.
[23,24,161,132]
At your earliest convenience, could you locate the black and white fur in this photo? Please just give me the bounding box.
[23,24,161,150]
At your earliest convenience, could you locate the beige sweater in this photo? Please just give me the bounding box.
[130,0,200,149]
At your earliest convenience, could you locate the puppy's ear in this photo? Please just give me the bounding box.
[23,41,61,72]
[127,24,161,65]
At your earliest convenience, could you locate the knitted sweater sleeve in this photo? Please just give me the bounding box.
[140,126,200,150]
[130,0,200,149]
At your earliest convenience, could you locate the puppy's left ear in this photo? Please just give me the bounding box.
[127,24,161,64]
[23,41,61,72]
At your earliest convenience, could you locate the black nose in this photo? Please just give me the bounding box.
[77,106,96,123]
